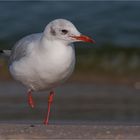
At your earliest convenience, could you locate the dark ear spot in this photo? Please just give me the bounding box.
[50,27,56,36]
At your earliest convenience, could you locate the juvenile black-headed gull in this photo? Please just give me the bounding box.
[9,19,95,125]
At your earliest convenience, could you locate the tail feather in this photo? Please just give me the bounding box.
[0,50,11,57]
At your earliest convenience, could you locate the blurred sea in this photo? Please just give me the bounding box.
[0,1,140,48]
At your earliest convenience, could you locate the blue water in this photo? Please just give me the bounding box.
[0,1,140,47]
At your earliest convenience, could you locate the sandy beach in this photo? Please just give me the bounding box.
[0,123,140,139]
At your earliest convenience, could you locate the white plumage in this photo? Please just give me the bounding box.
[9,19,79,91]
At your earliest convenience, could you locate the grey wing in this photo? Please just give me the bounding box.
[9,33,42,65]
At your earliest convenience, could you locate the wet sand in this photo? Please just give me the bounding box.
[0,123,140,139]
[0,81,140,123]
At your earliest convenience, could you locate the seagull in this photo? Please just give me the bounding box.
[8,19,95,125]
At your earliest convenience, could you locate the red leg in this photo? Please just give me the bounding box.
[27,89,35,108]
[44,91,55,125]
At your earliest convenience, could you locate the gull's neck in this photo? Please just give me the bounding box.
[40,33,72,49]
[37,34,75,62]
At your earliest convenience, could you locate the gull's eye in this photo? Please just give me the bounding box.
[61,29,68,35]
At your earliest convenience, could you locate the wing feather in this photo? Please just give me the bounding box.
[9,33,42,65]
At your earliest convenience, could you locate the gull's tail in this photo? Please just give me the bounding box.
[0,50,11,68]
[0,50,11,58]
[0,50,11,57]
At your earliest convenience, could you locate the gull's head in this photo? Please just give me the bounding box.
[44,19,95,44]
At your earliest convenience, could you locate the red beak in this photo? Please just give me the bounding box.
[70,35,96,44]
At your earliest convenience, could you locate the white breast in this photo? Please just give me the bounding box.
[10,41,75,91]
